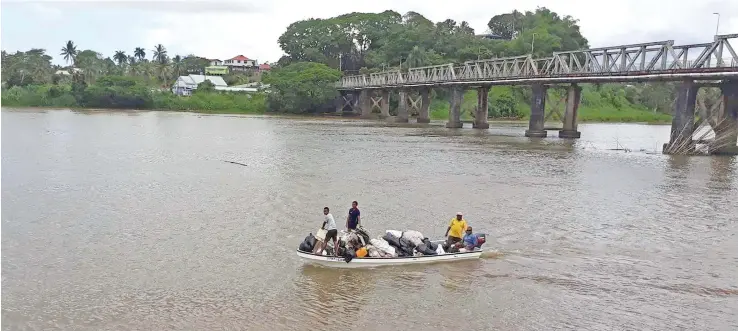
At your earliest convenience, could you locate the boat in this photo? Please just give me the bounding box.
[296,242,483,269]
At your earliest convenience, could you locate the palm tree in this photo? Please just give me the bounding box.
[152,44,167,64]
[172,55,183,77]
[60,40,78,65]
[113,51,127,65]
[134,47,146,61]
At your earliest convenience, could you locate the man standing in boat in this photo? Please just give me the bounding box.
[444,212,467,245]
[346,200,361,231]
[316,207,339,255]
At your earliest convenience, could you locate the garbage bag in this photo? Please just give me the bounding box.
[415,242,437,256]
[403,230,425,246]
[383,233,402,248]
[355,227,371,245]
[398,236,416,256]
[436,245,445,255]
[344,248,357,263]
[370,238,396,257]
[386,230,403,238]
[422,238,438,252]
[299,233,317,252]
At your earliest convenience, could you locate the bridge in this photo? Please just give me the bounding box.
[335,34,738,155]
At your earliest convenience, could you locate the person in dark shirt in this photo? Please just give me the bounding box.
[346,200,361,231]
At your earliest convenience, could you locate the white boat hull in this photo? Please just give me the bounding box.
[296,249,483,269]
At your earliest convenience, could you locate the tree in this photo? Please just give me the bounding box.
[172,55,183,77]
[152,44,167,64]
[134,47,146,61]
[2,49,54,87]
[60,40,78,65]
[113,51,127,65]
[263,62,342,113]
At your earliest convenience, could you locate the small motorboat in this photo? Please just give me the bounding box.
[296,240,483,269]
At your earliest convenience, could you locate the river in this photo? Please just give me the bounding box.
[2,108,737,330]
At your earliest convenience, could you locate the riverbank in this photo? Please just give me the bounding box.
[1,84,672,124]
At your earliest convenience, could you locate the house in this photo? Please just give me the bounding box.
[224,55,257,72]
[171,74,228,96]
[55,67,83,75]
[259,63,271,71]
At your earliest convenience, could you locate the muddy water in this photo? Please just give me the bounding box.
[2,109,737,330]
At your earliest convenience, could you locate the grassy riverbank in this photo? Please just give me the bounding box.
[2,83,672,123]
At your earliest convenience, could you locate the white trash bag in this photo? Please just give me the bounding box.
[370,238,396,257]
[402,230,425,247]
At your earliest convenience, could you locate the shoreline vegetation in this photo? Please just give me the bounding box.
[4,8,717,125]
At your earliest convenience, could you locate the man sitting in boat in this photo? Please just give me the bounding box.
[444,212,467,245]
[316,207,338,255]
[462,226,482,250]
[346,200,361,231]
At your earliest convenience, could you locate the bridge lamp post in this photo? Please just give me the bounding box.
[713,12,720,36]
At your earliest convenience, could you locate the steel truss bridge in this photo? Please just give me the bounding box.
[337,34,738,89]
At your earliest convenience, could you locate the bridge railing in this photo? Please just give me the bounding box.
[337,34,738,88]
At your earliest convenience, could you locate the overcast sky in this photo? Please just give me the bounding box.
[2,0,737,65]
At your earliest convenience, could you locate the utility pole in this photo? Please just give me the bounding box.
[531,33,537,54]
[713,12,720,36]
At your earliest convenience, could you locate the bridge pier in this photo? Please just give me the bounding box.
[418,88,431,123]
[380,90,390,118]
[525,84,548,138]
[710,81,738,155]
[473,86,490,129]
[396,90,409,123]
[359,90,373,118]
[664,80,698,154]
[559,84,582,139]
[446,87,464,128]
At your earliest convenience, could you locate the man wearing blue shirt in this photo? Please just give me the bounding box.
[462,226,479,250]
[346,201,361,231]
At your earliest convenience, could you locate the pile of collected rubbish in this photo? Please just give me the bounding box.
[298,227,484,263]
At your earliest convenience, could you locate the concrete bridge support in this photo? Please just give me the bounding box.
[446,87,464,128]
[473,86,490,129]
[711,81,738,155]
[380,90,390,118]
[664,80,698,154]
[559,84,582,138]
[418,88,431,123]
[359,89,373,118]
[396,90,409,123]
[525,84,548,137]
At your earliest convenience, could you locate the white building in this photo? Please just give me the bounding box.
[209,55,259,73]
[171,74,228,96]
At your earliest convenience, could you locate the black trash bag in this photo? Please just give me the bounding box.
[416,242,438,256]
[299,233,317,252]
[343,248,357,263]
[355,227,371,245]
[398,236,416,256]
[383,233,402,248]
[422,238,438,252]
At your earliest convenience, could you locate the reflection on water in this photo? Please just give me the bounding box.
[2,109,737,330]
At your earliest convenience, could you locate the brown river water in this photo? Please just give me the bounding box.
[2,108,737,330]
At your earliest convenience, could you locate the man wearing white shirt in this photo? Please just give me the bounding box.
[318,207,339,255]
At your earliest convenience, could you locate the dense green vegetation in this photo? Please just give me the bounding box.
[1,7,709,122]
